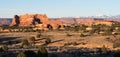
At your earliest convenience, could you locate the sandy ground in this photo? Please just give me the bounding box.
[0,31,115,50]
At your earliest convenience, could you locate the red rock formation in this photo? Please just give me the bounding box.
[11,14,49,26]
[93,20,113,26]
[11,14,63,30]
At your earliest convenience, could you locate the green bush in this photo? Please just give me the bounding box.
[80,33,85,37]
[71,42,78,46]
[64,42,78,46]
[22,39,30,47]
[45,38,51,44]
[113,38,120,48]
[24,29,30,32]
[1,45,8,52]
[36,29,42,33]
[101,45,107,54]
[36,33,41,38]
[64,42,71,46]
[17,52,26,57]
[66,33,72,37]
[28,36,35,45]
[37,45,48,57]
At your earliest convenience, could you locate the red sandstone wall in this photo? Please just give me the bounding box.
[11,14,63,30]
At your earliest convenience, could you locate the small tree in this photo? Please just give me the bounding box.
[22,39,29,48]
[28,36,35,46]
[1,45,8,52]
[36,29,42,33]
[113,38,120,48]
[45,38,51,44]
[37,45,48,57]
[17,52,26,57]
[101,45,107,54]
[80,33,85,37]
[74,26,80,32]
[36,33,41,38]
[66,33,72,37]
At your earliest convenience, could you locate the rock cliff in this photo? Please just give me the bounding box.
[11,14,49,26]
[11,14,63,30]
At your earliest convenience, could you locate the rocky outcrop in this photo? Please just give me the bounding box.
[11,14,49,26]
[11,14,63,30]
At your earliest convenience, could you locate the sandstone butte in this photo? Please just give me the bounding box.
[11,14,64,30]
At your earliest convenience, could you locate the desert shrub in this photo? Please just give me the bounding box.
[1,45,8,52]
[36,29,42,33]
[24,29,30,32]
[113,42,120,48]
[66,33,72,37]
[89,29,95,34]
[64,26,71,31]
[102,28,113,36]
[64,42,71,46]
[81,42,86,45]
[113,38,120,48]
[101,45,107,54]
[103,31,112,36]
[47,24,53,31]
[80,33,85,37]
[28,36,35,45]
[71,42,78,46]
[106,37,110,40]
[114,49,120,57]
[37,45,48,57]
[64,42,78,46]
[17,52,26,57]
[74,26,80,32]
[36,33,41,38]
[45,38,51,44]
[22,39,30,48]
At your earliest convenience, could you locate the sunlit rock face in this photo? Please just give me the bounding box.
[11,14,49,26]
[11,14,63,30]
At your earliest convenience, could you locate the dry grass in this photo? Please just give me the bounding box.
[0,31,115,50]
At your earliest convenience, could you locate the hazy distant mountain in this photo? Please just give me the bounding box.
[50,18,76,24]
[0,18,12,25]
[92,14,120,18]
[1,14,120,26]
[49,17,94,24]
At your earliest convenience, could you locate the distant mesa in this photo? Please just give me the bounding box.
[0,18,12,26]
[1,14,120,29]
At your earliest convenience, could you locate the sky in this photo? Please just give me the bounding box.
[0,0,120,18]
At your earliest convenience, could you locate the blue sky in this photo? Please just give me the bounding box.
[0,0,120,18]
